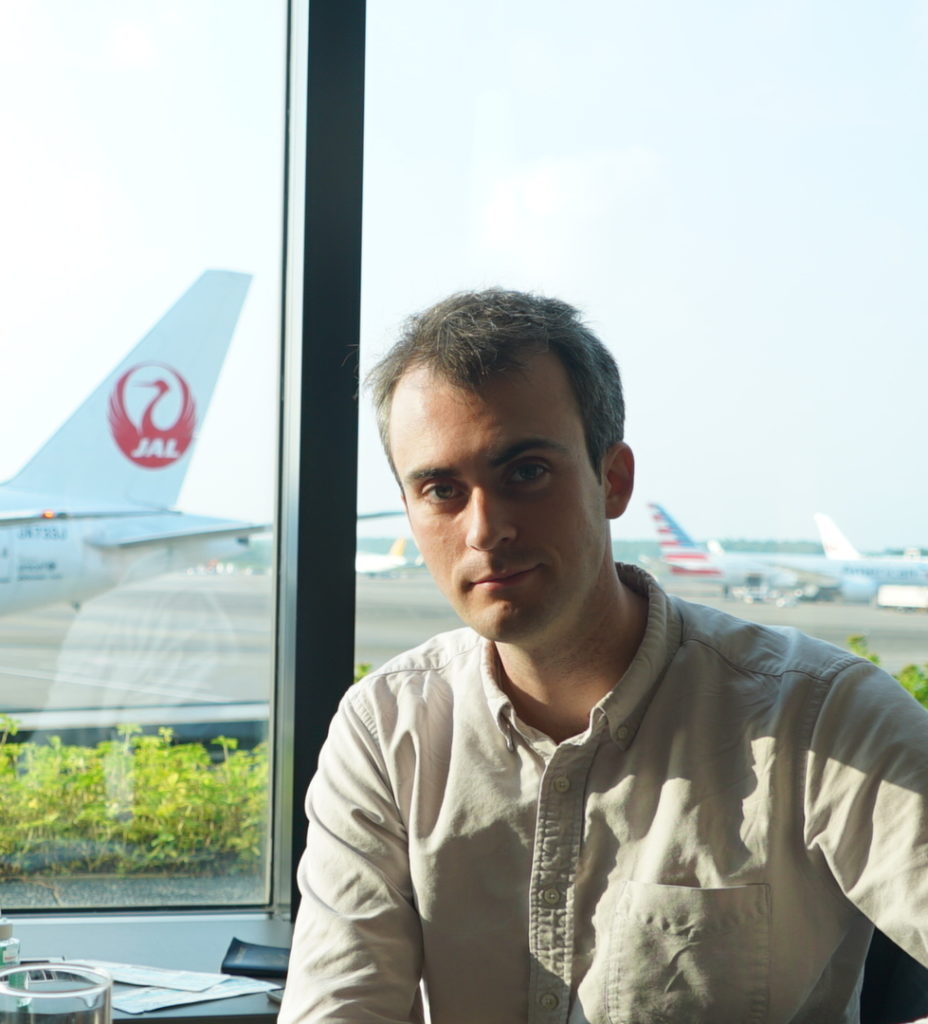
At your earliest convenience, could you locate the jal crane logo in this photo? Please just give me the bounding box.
[108,363,196,468]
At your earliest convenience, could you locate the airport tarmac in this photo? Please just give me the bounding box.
[355,571,928,677]
[1,567,924,910]
[0,572,275,732]
[0,569,926,736]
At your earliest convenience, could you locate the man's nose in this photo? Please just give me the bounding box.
[465,488,516,551]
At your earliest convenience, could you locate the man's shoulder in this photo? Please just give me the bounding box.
[670,594,860,684]
[351,627,484,702]
[369,626,483,676]
[662,595,928,752]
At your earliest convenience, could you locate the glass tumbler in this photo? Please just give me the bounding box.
[0,963,112,1024]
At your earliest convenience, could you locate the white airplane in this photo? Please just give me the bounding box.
[814,514,862,561]
[815,513,928,564]
[0,270,266,616]
[650,503,928,602]
[808,513,928,600]
[355,537,410,576]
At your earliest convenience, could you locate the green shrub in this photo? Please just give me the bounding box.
[0,662,371,880]
[0,724,268,878]
[847,635,928,710]
[6,651,922,881]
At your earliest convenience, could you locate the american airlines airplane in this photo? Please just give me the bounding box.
[650,503,928,602]
[648,503,800,595]
[0,270,266,617]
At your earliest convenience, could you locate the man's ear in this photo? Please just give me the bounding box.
[602,442,635,520]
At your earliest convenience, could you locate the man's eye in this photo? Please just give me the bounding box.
[424,482,457,502]
[511,463,547,483]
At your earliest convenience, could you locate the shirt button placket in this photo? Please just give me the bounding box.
[528,748,589,1024]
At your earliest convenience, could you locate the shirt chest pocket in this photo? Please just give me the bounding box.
[606,880,770,1024]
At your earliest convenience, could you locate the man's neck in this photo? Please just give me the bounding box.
[494,578,649,744]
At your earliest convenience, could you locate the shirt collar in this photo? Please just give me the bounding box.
[481,640,513,733]
[596,563,682,748]
[479,562,682,750]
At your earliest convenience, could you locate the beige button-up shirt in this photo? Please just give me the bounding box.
[280,565,928,1023]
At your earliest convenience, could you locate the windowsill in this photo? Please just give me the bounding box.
[14,911,292,1020]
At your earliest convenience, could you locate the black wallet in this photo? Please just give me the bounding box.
[221,937,291,979]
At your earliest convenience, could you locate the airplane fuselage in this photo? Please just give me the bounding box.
[0,516,254,616]
[664,549,928,601]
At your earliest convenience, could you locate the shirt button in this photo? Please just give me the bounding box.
[553,775,570,793]
[616,724,630,741]
[542,886,561,905]
[539,992,559,1010]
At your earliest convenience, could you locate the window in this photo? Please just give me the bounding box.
[0,2,287,910]
[3,0,922,933]
[356,3,927,685]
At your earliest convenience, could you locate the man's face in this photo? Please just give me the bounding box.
[388,352,634,651]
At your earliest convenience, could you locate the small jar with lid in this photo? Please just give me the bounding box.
[0,912,20,970]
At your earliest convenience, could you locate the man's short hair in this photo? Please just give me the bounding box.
[367,288,625,476]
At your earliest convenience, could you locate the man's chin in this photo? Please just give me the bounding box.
[458,603,551,645]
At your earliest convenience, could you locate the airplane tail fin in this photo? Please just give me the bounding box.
[8,271,251,511]
[388,537,407,560]
[814,513,860,560]
[647,502,722,578]
[648,502,699,551]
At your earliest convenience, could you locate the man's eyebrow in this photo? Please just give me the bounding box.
[404,465,455,484]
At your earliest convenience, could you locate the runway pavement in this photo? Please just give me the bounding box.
[0,572,274,733]
[355,571,928,678]
[0,569,925,737]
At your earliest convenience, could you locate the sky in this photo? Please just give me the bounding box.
[0,3,285,526]
[1,2,926,552]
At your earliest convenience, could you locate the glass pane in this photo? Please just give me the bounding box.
[0,2,285,909]
[358,2,927,689]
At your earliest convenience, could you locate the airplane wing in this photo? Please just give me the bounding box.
[0,508,176,528]
[85,514,268,550]
[752,556,839,588]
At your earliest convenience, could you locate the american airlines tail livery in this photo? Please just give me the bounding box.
[0,270,266,616]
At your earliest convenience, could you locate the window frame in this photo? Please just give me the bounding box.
[273,0,366,919]
[9,0,367,928]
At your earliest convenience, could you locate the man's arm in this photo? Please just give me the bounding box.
[804,659,928,967]
[279,689,424,1024]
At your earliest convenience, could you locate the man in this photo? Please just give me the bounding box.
[280,289,928,1023]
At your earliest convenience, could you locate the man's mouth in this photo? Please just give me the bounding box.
[470,566,538,590]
